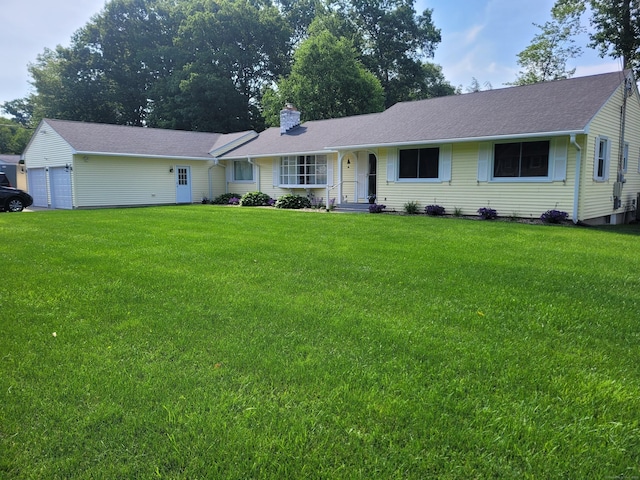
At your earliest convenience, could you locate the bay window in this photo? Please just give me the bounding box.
[280,155,327,186]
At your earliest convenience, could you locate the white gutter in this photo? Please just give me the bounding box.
[221,149,338,161]
[74,150,214,162]
[328,130,586,151]
[570,134,582,224]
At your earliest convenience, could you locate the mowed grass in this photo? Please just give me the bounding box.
[1,206,639,478]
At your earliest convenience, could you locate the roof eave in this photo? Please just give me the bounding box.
[73,151,215,162]
[220,149,338,160]
[328,130,587,150]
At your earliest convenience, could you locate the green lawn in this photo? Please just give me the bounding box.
[1,206,639,478]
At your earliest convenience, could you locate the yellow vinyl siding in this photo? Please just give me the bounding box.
[378,142,575,218]
[74,156,212,207]
[579,82,640,222]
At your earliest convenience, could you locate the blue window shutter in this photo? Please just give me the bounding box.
[551,137,568,181]
[273,158,280,186]
[386,149,397,181]
[327,157,334,186]
[440,144,452,181]
[477,143,491,181]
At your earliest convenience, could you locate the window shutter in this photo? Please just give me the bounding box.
[326,157,334,186]
[593,137,600,181]
[272,158,280,186]
[551,137,568,181]
[604,138,611,181]
[386,149,397,182]
[440,144,452,182]
[477,143,491,181]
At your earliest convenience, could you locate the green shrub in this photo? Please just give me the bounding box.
[212,193,242,205]
[240,191,273,207]
[275,194,312,209]
[404,201,420,214]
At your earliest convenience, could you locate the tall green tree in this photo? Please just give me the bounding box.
[261,29,384,125]
[510,8,585,85]
[171,0,291,130]
[27,0,175,126]
[340,0,442,107]
[552,0,640,78]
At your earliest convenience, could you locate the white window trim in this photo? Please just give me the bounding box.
[594,136,610,182]
[489,139,553,183]
[278,154,329,188]
[394,144,452,183]
[231,160,254,183]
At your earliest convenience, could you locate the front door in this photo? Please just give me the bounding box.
[176,166,192,203]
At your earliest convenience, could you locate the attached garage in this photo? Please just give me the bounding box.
[22,119,257,209]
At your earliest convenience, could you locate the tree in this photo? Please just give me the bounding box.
[26,0,175,126]
[552,0,640,78]
[261,29,384,126]
[172,0,292,131]
[510,8,585,86]
[0,118,32,154]
[340,0,442,107]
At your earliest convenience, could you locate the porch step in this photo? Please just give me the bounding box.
[335,202,371,213]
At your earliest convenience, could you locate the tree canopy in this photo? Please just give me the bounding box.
[261,29,384,125]
[2,0,456,138]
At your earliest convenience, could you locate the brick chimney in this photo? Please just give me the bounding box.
[280,103,301,135]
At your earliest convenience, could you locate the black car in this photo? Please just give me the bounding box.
[0,185,33,212]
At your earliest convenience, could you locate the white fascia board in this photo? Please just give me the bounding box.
[209,131,259,157]
[328,130,586,151]
[73,150,215,162]
[220,149,338,160]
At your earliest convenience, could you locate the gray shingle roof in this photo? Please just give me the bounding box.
[331,71,625,148]
[221,112,382,159]
[221,71,626,158]
[43,119,255,159]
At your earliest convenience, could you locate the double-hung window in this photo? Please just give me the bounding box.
[493,141,550,178]
[399,147,439,179]
[594,136,609,181]
[233,160,253,182]
[280,155,327,186]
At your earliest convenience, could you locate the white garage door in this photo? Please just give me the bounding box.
[28,168,48,208]
[50,167,73,209]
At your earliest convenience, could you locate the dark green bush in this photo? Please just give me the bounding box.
[212,193,242,205]
[404,201,420,214]
[240,191,273,206]
[275,194,312,209]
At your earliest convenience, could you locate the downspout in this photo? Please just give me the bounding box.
[571,134,582,224]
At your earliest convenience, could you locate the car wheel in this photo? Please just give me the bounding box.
[7,197,25,212]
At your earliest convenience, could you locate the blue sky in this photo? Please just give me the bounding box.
[0,0,621,107]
